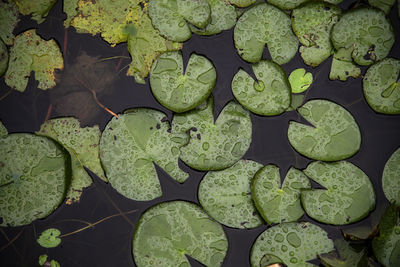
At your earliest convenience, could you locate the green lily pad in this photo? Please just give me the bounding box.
[190,0,237,35]
[0,0,19,45]
[291,2,341,67]
[14,0,57,24]
[329,56,361,81]
[37,228,62,248]
[0,39,8,76]
[382,147,400,203]
[37,118,107,204]
[331,7,394,66]
[5,29,64,92]
[287,94,305,111]
[372,203,400,267]
[363,58,400,114]
[0,133,69,226]
[251,165,311,224]
[233,3,299,64]
[100,109,188,201]
[0,121,7,137]
[288,68,313,93]
[39,255,48,266]
[301,161,376,225]
[50,260,60,267]
[198,160,264,229]
[231,60,291,116]
[148,0,211,42]
[63,0,79,27]
[368,0,395,14]
[150,51,216,113]
[288,99,361,161]
[229,0,255,8]
[133,200,228,267]
[172,96,252,171]
[251,222,334,267]
[319,238,368,267]
[266,0,344,10]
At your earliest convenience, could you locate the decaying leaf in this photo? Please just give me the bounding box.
[63,0,79,27]
[14,0,57,24]
[0,0,20,45]
[37,228,62,248]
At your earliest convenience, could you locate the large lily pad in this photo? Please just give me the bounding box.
[251,222,334,267]
[37,117,107,204]
[172,96,252,171]
[133,201,228,267]
[148,0,211,42]
[0,0,19,45]
[319,238,368,267]
[291,2,341,67]
[231,60,291,116]
[368,0,395,14]
[233,3,298,64]
[251,165,311,224]
[0,39,8,76]
[14,0,57,24]
[150,51,216,113]
[5,29,64,92]
[287,99,361,161]
[363,58,400,114]
[198,160,264,229]
[331,7,394,66]
[100,109,188,201]
[382,147,400,204]
[0,133,69,226]
[301,161,376,225]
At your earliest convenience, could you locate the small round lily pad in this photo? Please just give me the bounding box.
[0,39,8,76]
[133,201,228,267]
[37,228,62,248]
[232,60,291,116]
[233,3,298,64]
[382,147,400,204]
[251,165,311,224]
[288,68,313,93]
[251,222,334,267]
[198,160,264,229]
[301,161,376,225]
[363,58,400,114]
[150,51,216,113]
[148,0,211,42]
[288,99,361,161]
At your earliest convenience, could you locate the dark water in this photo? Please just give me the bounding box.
[0,0,399,266]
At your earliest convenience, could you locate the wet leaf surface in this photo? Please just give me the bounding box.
[319,238,368,267]
[288,68,313,93]
[382,147,400,203]
[14,0,56,24]
[329,56,361,81]
[229,0,255,8]
[287,93,305,111]
[37,228,61,248]
[0,0,19,45]
[266,0,344,10]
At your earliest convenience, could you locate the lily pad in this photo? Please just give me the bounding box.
[382,147,400,203]
[172,96,252,171]
[14,0,57,24]
[291,2,341,67]
[363,58,400,114]
[231,60,291,116]
[0,0,19,45]
[5,29,64,92]
[251,222,334,267]
[37,118,107,204]
[229,0,255,8]
[0,121,7,137]
[372,203,400,267]
[233,3,299,64]
[100,109,188,201]
[319,238,368,267]
[198,160,264,229]
[132,200,228,267]
[331,7,395,66]
[0,39,8,76]
[148,0,211,42]
[266,0,344,10]
[288,68,313,93]
[368,0,395,14]
[37,228,62,248]
[287,99,361,161]
[63,0,79,27]
[301,161,376,225]
[150,51,216,113]
[0,133,69,226]
[39,255,48,266]
[251,165,311,224]
[329,56,361,81]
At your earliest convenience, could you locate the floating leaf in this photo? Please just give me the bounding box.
[251,165,311,224]
[0,133,69,226]
[148,0,211,42]
[133,201,228,267]
[288,99,361,161]
[172,96,252,171]
[363,58,400,114]
[229,0,255,7]
[0,121,7,137]
[0,39,8,76]
[329,56,361,81]
[37,117,107,204]
[198,160,263,229]
[251,222,334,267]
[291,2,341,67]
[5,29,64,92]
[288,68,313,93]
[50,260,60,267]
[100,109,188,201]
[39,255,48,266]
[287,93,305,111]
[14,0,56,24]
[301,161,376,225]
[37,228,62,248]
[232,60,291,116]
[0,0,19,45]
[368,0,395,14]
[150,51,216,113]
[382,147,400,203]
[319,238,368,267]
[63,0,79,27]
[233,3,298,64]
[372,203,400,267]
[266,0,344,10]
